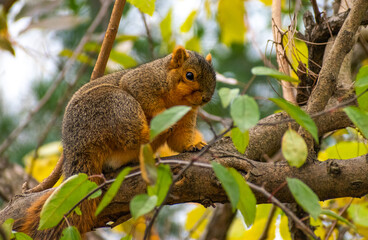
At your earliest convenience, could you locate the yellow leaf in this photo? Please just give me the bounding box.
[23,141,63,186]
[217,0,246,46]
[244,218,276,240]
[280,215,292,240]
[116,217,146,238]
[127,0,155,16]
[160,8,172,44]
[185,205,211,239]
[243,205,277,239]
[205,0,211,18]
[227,216,246,240]
[259,0,272,5]
[310,216,338,240]
[283,34,309,82]
[318,141,368,161]
[185,36,201,52]
[180,10,197,33]
[228,205,277,240]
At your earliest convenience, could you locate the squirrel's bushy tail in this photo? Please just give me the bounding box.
[19,151,103,239]
[19,190,99,239]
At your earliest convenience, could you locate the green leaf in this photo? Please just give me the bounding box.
[39,174,98,230]
[218,88,239,108]
[282,129,307,168]
[355,65,368,89]
[160,8,172,44]
[110,50,137,69]
[211,162,239,210]
[14,232,33,240]
[217,0,245,45]
[228,168,256,227]
[287,178,321,220]
[130,194,157,219]
[230,95,260,132]
[115,35,139,43]
[344,107,368,139]
[126,0,156,16]
[147,164,172,206]
[321,209,356,230]
[231,128,249,154]
[59,49,93,65]
[88,189,102,200]
[1,218,14,239]
[150,106,191,140]
[74,207,82,215]
[270,98,319,143]
[180,10,197,32]
[60,226,82,240]
[252,66,300,83]
[356,85,368,111]
[355,66,368,111]
[95,167,132,216]
[348,204,368,227]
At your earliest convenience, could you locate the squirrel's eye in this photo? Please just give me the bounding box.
[186,72,194,81]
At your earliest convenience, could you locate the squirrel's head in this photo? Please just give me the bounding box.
[165,46,216,107]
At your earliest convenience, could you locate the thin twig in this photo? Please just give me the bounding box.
[257,88,368,126]
[185,208,212,240]
[0,0,113,156]
[140,12,155,60]
[91,0,126,80]
[310,0,322,24]
[247,182,320,240]
[324,198,353,240]
[271,0,297,104]
[143,124,234,240]
[258,204,277,240]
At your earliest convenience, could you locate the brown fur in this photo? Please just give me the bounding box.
[20,47,216,239]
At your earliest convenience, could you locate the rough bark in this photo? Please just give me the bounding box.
[1,148,367,230]
[0,105,361,231]
[306,0,368,114]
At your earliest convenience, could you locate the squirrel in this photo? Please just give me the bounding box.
[17,46,216,239]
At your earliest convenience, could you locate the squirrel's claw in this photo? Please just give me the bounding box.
[185,141,206,152]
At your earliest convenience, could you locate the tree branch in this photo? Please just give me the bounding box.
[3,149,367,232]
[90,0,126,80]
[306,0,368,114]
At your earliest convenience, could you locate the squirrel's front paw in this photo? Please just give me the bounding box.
[185,141,206,152]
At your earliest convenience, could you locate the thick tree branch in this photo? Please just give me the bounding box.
[2,150,367,231]
[306,1,368,114]
[272,0,297,103]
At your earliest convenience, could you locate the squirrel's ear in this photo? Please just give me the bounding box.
[205,53,212,64]
[170,46,189,69]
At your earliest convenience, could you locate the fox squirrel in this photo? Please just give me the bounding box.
[18,46,216,239]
